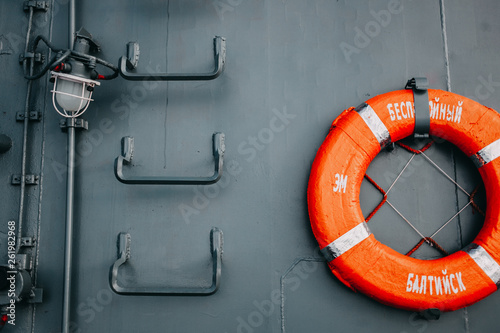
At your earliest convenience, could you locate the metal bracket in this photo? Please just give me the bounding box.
[19,52,45,64]
[120,136,134,162]
[15,254,32,271]
[23,1,49,11]
[405,77,430,138]
[110,228,223,296]
[115,133,225,185]
[16,111,42,122]
[27,288,43,304]
[59,118,88,132]
[11,174,39,185]
[125,42,140,70]
[119,36,226,81]
[20,237,35,248]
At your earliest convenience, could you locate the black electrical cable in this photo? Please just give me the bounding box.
[95,57,119,80]
[70,50,119,80]
[30,35,64,53]
[24,49,71,80]
[25,35,119,81]
[96,69,119,80]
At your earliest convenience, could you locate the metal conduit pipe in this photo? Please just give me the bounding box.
[62,125,75,333]
[17,6,35,254]
[69,0,75,49]
[62,1,76,332]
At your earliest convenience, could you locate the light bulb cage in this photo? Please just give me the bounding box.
[50,71,100,118]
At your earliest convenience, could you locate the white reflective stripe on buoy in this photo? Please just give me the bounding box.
[471,138,500,168]
[321,222,371,262]
[356,103,391,148]
[464,244,500,287]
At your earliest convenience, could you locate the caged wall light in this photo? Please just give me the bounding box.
[50,71,100,118]
[28,27,118,117]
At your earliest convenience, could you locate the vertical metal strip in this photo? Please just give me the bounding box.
[17,6,35,254]
[69,0,75,49]
[62,125,75,333]
[63,2,76,332]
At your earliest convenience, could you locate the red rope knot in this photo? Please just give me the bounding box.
[364,174,387,222]
[396,140,435,154]
[469,184,485,217]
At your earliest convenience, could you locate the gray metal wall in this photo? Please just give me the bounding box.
[1,0,500,332]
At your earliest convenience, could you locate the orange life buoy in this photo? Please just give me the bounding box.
[307,88,500,312]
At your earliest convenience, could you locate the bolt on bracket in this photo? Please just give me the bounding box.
[21,237,35,247]
[19,52,45,64]
[59,118,88,132]
[16,111,42,122]
[11,174,39,185]
[23,1,49,11]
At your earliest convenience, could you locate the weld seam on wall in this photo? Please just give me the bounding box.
[280,257,325,333]
[439,0,451,92]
